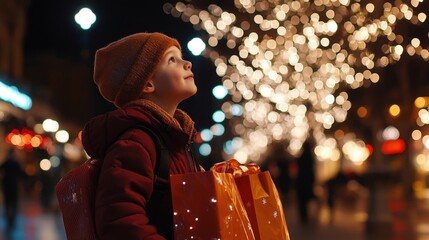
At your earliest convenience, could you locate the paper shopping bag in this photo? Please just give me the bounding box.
[170,171,255,240]
[235,171,290,240]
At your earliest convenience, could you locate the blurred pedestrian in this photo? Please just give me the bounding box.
[325,171,347,223]
[264,142,293,201]
[40,165,55,210]
[296,140,316,225]
[0,148,24,229]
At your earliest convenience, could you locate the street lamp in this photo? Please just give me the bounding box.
[187,37,205,56]
[74,7,96,58]
[74,8,96,30]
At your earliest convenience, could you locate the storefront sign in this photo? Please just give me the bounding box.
[0,80,32,110]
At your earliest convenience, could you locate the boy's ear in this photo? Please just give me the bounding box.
[142,80,155,93]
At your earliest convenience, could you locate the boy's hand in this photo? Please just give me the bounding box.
[210,159,261,177]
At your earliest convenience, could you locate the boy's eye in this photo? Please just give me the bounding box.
[168,56,176,64]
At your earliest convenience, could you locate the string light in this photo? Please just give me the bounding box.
[165,0,428,162]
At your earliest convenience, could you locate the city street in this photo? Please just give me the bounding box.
[0,0,428,240]
[0,187,429,240]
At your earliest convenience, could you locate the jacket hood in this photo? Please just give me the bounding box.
[81,99,196,160]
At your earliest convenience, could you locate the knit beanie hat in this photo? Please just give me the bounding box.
[93,32,181,107]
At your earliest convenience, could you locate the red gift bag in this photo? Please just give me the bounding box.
[235,171,290,240]
[170,171,256,240]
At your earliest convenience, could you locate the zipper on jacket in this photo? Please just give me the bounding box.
[186,141,199,172]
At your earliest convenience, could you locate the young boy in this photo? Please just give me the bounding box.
[81,32,199,239]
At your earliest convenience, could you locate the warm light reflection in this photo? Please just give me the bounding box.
[55,130,69,143]
[42,119,59,133]
[415,97,429,108]
[389,104,401,117]
[382,126,400,140]
[357,106,368,118]
[418,109,429,124]
[412,130,422,140]
[415,154,429,173]
[40,159,52,171]
[342,140,370,165]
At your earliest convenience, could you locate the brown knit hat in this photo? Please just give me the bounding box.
[94,32,181,107]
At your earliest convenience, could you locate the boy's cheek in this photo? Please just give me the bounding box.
[170,71,183,81]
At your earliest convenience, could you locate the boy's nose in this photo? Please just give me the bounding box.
[184,60,192,70]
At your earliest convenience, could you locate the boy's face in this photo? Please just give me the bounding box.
[150,46,197,104]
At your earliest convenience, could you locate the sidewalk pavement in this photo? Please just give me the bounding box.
[0,200,66,240]
[283,185,429,240]
[284,193,367,240]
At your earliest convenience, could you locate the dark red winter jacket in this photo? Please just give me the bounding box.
[81,99,198,240]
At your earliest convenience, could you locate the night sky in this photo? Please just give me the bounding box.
[24,0,221,131]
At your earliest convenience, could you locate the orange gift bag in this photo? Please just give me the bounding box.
[235,171,290,240]
[212,160,290,240]
[170,171,256,240]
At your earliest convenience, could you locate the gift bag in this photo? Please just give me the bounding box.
[235,171,290,240]
[170,171,255,240]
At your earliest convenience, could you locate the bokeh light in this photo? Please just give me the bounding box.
[74,8,97,30]
[187,37,206,56]
[165,0,428,161]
